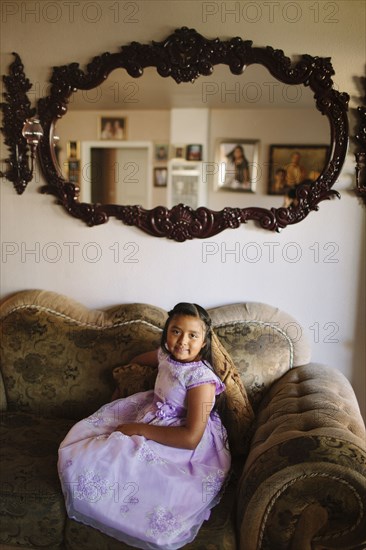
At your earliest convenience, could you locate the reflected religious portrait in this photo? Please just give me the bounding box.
[66,141,80,159]
[216,140,259,193]
[99,117,126,140]
[268,145,329,195]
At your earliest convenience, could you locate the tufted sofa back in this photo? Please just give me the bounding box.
[0,290,166,418]
[0,290,311,419]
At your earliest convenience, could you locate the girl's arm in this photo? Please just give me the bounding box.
[116,383,216,450]
[129,349,159,367]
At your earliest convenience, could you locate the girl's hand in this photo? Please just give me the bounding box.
[116,423,143,437]
[115,383,216,449]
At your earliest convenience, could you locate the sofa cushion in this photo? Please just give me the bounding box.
[0,411,74,548]
[211,332,254,456]
[112,363,158,398]
[208,302,311,408]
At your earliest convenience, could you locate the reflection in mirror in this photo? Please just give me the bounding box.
[0,28,346,239]
[81,141,153,207]
[55,64,330,210]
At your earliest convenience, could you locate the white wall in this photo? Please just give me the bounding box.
[1,1,365,419]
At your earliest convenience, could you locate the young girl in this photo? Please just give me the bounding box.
[58,303,231,549]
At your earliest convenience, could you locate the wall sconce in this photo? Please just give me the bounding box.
[21,115,43,168]
[0,115,43,193]
[0,53,43,194]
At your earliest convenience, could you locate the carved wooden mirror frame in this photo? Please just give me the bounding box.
[1,27,350,241]
[354,75,366,205]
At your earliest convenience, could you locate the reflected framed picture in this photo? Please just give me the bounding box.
[99,117,126,140]
[268,144,329,195]
[154,143,169,162]
[67,141,80,159]
[153,166,168,187]
[216,140,259,193]
[67,159,80,184]
[172,144,186,159]
[186,144,202,161]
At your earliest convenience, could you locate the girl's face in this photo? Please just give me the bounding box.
[233,147,243,159]
[166,314,206,363]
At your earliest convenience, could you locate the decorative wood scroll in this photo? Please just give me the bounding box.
[0,53,36,193]
[354,76,366,206]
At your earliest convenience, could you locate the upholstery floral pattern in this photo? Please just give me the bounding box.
[113,363,158,398]
[0,411,74,548]
[238,435,366,550]
[210,332,254,456]
[214,321,293,408]
[0,305,164,419]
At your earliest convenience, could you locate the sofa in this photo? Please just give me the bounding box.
[0,289,365,550]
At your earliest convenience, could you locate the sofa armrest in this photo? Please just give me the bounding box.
[237,363,366,550]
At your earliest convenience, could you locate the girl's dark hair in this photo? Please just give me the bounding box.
[161,302,212,362]
[226,144,246,162]
[161,302,229,450]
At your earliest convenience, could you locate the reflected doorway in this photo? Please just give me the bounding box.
[80,141,153,208]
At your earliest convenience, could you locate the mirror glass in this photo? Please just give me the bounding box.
[54,63,330,210]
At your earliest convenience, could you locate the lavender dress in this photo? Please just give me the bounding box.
[58,350,231,549]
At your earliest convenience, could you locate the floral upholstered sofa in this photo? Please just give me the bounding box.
[0,289,365,550]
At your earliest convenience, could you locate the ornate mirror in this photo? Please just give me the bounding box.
[353,75,366,205]
[1,27,349,241]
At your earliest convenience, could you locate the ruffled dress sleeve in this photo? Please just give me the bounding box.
[158,347,226,396]
[184,362,225,395]
[157,347,168,363]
